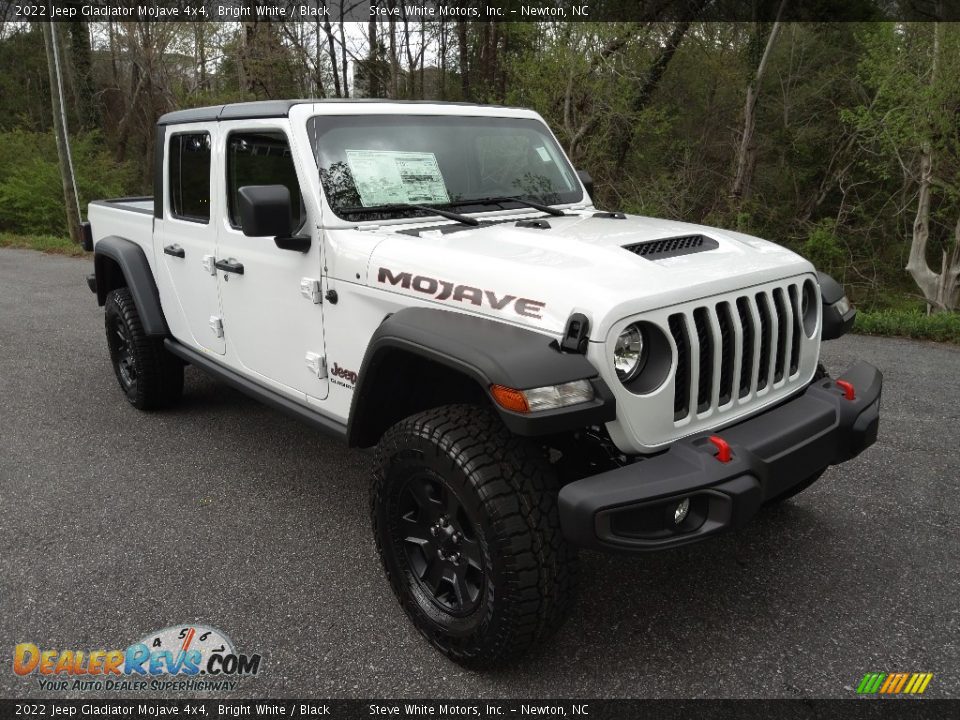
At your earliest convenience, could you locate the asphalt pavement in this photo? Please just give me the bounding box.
[1,247,958,699]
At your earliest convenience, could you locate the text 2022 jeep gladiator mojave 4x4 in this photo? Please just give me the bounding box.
[85,99,881,667]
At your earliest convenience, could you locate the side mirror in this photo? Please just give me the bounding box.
[577,169,594,202]
[237,185,310,252]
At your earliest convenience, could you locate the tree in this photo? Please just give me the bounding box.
[41,22,82,245]
[730,0,787,204]
[848,18,960,311]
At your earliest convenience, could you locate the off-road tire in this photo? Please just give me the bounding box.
[104,287,183,410]
[371,404,575,668]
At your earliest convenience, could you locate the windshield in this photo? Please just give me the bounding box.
[308,114,582,222]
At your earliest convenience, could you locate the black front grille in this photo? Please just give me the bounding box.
[668,282,808,423]
[623,234,719,260]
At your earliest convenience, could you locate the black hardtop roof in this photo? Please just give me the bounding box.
[157,99,524,126]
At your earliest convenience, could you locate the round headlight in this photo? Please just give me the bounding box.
[614,324,645,382]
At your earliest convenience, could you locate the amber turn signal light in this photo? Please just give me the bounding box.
[490,385,531,413]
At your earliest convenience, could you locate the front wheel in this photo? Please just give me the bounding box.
[371,404,574,668]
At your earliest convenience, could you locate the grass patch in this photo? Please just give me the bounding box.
[855,308,960,344]
[0,232,87,257]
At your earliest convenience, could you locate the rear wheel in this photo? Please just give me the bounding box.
[104,287,183,410]
[371,404,574,668]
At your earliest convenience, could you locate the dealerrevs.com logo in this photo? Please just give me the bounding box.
[13,625,262,692]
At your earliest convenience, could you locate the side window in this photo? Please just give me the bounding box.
[169,132,211,223]
[226,131,306,231]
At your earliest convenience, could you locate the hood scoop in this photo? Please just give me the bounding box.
[623,234,719,260]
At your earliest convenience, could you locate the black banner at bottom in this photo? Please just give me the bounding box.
[1,699,957,720]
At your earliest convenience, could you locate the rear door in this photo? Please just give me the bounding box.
[214,122,328,400]
[154,124,225,354]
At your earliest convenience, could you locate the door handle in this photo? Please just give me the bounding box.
[215,258,244,275]
[163,244,185,258]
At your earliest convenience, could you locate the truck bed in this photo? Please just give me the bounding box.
[87,196,155,264]
[89,196,154,215]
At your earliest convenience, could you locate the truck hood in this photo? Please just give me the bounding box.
[364,212,815,339]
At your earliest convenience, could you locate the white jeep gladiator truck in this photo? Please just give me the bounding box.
[86,100,881,667]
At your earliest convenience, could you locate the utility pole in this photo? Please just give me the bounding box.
[42,19,83,245]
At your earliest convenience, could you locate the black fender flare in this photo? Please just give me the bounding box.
[94,236,169,337]
[346,307,615,447]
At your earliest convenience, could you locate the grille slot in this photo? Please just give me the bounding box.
[788,284,802,375]
[693,308,713,413]
[623,234,719,260]
[717,302,735,406]
[736,297,754,398]
[668,281,808,424]
[668,314,690,421]
[756,292,772,391]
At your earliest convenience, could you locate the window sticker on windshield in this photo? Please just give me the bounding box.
[535,146,551,162]
[345,149,450,206]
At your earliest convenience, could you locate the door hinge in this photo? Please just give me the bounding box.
[201,254,217,275]
[300,277,322,304]
[209,316,224,338]
[305,352,327,379]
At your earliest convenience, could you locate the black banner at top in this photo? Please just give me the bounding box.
[2,0,959,23]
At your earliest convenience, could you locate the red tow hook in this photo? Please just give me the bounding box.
[708,435,732,463]
[836,380,856,401]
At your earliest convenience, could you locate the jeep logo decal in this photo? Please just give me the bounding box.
[330,362,358,385]
[377,267,546,319]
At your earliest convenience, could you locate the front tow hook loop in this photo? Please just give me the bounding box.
[708,435,732,463]
[836,380,856,401]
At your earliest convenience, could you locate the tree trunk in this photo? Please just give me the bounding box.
[457,20,469,100]
[367,16,379,97]
[612,19,697,175]
[195,22,207,93]
[323,18,342,97]
[439,22,447,100]
[388,2,399,98]
[339,0,349,98]
[66,8,97,130]
[731,0,787,204]
[905,19,959,312]
[42,22,82,245]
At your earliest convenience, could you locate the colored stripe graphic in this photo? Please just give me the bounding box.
[856,672,932,694]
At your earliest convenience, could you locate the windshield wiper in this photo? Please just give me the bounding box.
[339,203,480,226]
[457,195,568,217]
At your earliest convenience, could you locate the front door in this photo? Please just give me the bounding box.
[215,125,328,400]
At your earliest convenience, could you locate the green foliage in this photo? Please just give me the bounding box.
[855,308,960,344]
[0,232,87,256]
[803,219,846,278]
[0,130,137,236]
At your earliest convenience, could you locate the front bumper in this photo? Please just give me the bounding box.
[558,361,881,552]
